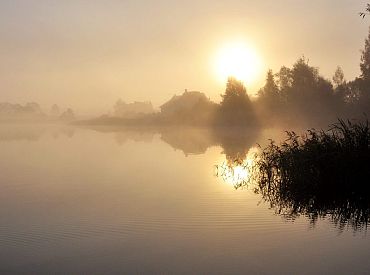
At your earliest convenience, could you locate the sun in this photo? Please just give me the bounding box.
[214,41,262,85]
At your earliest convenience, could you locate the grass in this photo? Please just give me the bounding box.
[255,119,370,231]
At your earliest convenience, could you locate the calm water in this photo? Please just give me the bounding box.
[0,124,369,274]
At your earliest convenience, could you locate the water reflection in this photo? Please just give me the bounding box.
[255,172,370,232]
[213,126,259,161]
[79,124,370,232]
[82,125,157,145]
[215,147,258,189]
[213,132,370,231]
[0,124,75,141]
[161,127,213,156]
[85,125,261,158]
[1,123,370,273]
[216,154,370,232]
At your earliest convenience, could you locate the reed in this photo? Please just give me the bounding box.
[256,119,370,231]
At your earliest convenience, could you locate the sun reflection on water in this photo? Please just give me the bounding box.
[214,147,259,189]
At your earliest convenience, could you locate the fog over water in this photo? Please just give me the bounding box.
[0,124,369,274]
[2,1,370,273]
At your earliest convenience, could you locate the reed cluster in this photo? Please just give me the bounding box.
[256,119,370,230]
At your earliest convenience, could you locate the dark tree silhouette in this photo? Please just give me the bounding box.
[361,27,370,80]
[255,70,284,124]
[276,66,292,92]
[255,57,346,126]
[259,70,279,100]
[344,27,370,113]
[221,77,249,105]
[283,57,337,121]
[215,77,257,126]
[290,57,319,90]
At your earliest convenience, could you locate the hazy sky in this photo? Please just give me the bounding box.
[1,0,369,115]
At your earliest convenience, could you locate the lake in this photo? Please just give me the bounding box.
[0,124,369,274]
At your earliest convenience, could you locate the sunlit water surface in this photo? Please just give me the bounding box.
[0,124,369,274]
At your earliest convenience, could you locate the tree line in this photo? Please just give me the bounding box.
[252,27,370,126]
[87,26,370,128]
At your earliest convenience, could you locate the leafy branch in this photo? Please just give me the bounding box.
[359,4,370,18]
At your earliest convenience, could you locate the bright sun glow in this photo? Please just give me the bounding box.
[214,42,262,85]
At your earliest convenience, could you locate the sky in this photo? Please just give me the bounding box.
[0,0,369,115]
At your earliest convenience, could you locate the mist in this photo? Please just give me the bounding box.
[0,0,368,115]
[2,1,370,274]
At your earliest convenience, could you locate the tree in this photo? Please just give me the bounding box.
[342,27,370,111]
[353,27,370,110]
[275,57,339,122]
[258,70,282,112]
[360,27,370,80]
[217,77,256,126]
[291,57,319,90]
[331,66,349,107]
[260,70,279,97]
[221,77,250,105]
[333,66,345,88]
[220,77,253,110]
[359,4,370,18]
[276,66,292,91]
